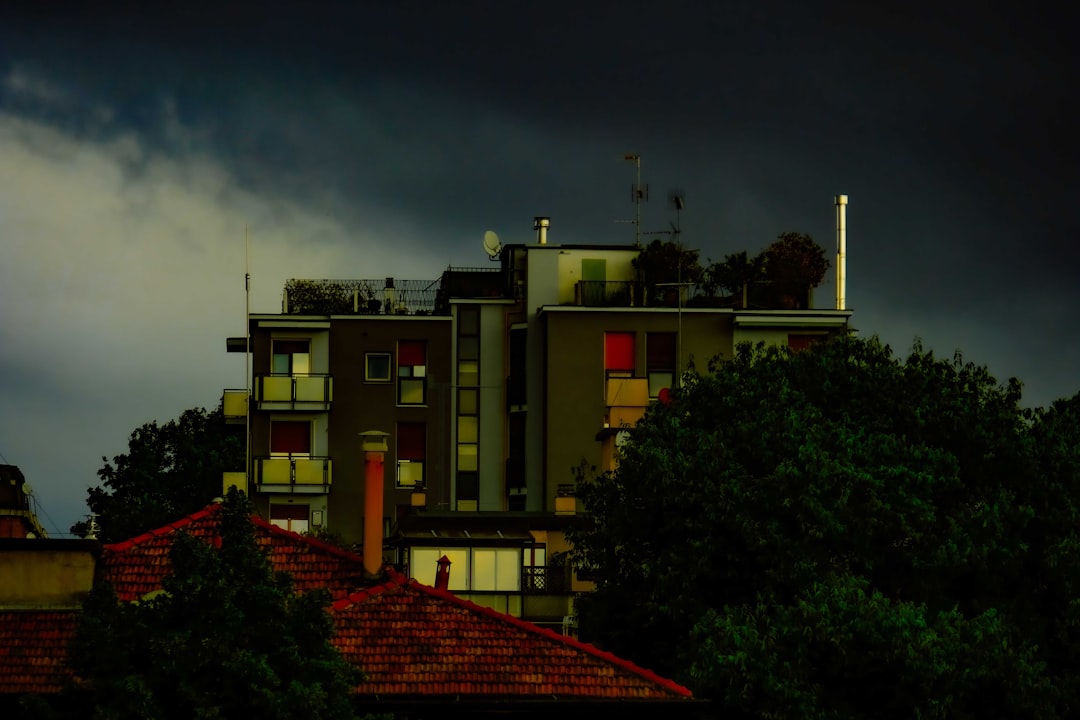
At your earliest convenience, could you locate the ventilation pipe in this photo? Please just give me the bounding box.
[834,195,848,310]
[534,216,550,245]
[359,430,389,579]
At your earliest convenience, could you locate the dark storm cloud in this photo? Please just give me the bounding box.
[0,2,1075,533]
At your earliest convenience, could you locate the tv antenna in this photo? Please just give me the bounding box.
[482,230,502,260]
[643,189,686,241]
[615,153,648,245]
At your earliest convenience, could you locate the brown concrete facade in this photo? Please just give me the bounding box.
[247,315,452,545]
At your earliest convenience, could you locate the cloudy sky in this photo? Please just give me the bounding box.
[1,2,1075,536]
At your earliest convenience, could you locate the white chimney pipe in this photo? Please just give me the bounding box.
[834,195,847,310]
[534,216,550,245]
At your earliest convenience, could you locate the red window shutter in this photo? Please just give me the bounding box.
[788,334,815,351]
[605,332,635,371]
[646,333,676,369]
[399,340,426,366]
[397,422,426,460]
[270,504,309,521]
[271,421,311,454]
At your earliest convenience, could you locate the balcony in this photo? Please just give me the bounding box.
[575,280,642,307]
[222,389,248,424]
[254,374,332,411]
[255,456,332,492]
[605,377,649,408]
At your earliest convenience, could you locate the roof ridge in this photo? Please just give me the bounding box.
[330,569,408,610]
[251,515,364,562]
[334,574,692,698]
[103,503,222,551]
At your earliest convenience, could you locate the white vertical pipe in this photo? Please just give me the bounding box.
[835,195,848,310]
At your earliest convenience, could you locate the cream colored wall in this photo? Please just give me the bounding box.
[0,546,96,608]
[554,248,638,303]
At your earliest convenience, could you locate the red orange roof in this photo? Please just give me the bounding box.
[101,503,367,601]
[0,610,78,694]
[2,502,694,705]
[332,571,692,701]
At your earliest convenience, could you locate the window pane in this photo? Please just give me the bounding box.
[648,371,673,398]
[459,307,480,335]
[496,549,520,591]
[605,332,635,371]
[458,360,479,387]
[399,379,425,404]
[458,388,478,415]
[292,353,310,375]
[458,336,479,361]
[457,444,478,471]
[457,416,478,443]
[272,353,290,375]
[397,461,424,487]
[473,549,496,591]
[412,548,468,591]
[457,472,479,500]
[366,353,391,381]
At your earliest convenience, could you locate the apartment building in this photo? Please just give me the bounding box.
[223,215,852,621]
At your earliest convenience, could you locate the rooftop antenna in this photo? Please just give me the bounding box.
[669,189,685,239]
[617,153,647,244]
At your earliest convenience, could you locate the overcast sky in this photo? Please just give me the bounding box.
[1,2,1075,536]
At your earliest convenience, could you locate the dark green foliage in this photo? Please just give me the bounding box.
[704,251,765,308]
[761,232,829,308]
[58,489,362,720]
[632,239,703,306]
[570,336,1080,718]
[284,279,354,315]
[73,406,243,543]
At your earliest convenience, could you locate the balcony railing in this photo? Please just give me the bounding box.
[523,565,570,593]
[254,374,332,409]
[605,377,649,407]
[575,280,642,307]
[255,456,332,487]
[222,389,248,423]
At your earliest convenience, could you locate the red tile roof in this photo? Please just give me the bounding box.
[101,503,367,601]
[332,572,693,701]
[0,610,78,694]
[2,503,693,704]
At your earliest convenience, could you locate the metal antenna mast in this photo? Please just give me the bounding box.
[623,153,647,245]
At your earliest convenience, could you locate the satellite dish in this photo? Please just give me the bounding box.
[482,230,502,258]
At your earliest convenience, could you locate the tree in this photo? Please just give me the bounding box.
[569,336,1078,718]
[704,251,764,308]
[73,406,243,543]
[632,239,703,306]
[53,489,361,720]
[762,232,829,308]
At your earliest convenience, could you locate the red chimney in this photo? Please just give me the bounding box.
[435,555,452,590]
[359,430,390,580]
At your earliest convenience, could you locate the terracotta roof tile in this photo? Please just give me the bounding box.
[0,610,78,694]
[332,572,692,700]
[3,505,692,703]
[101,503,367,601]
